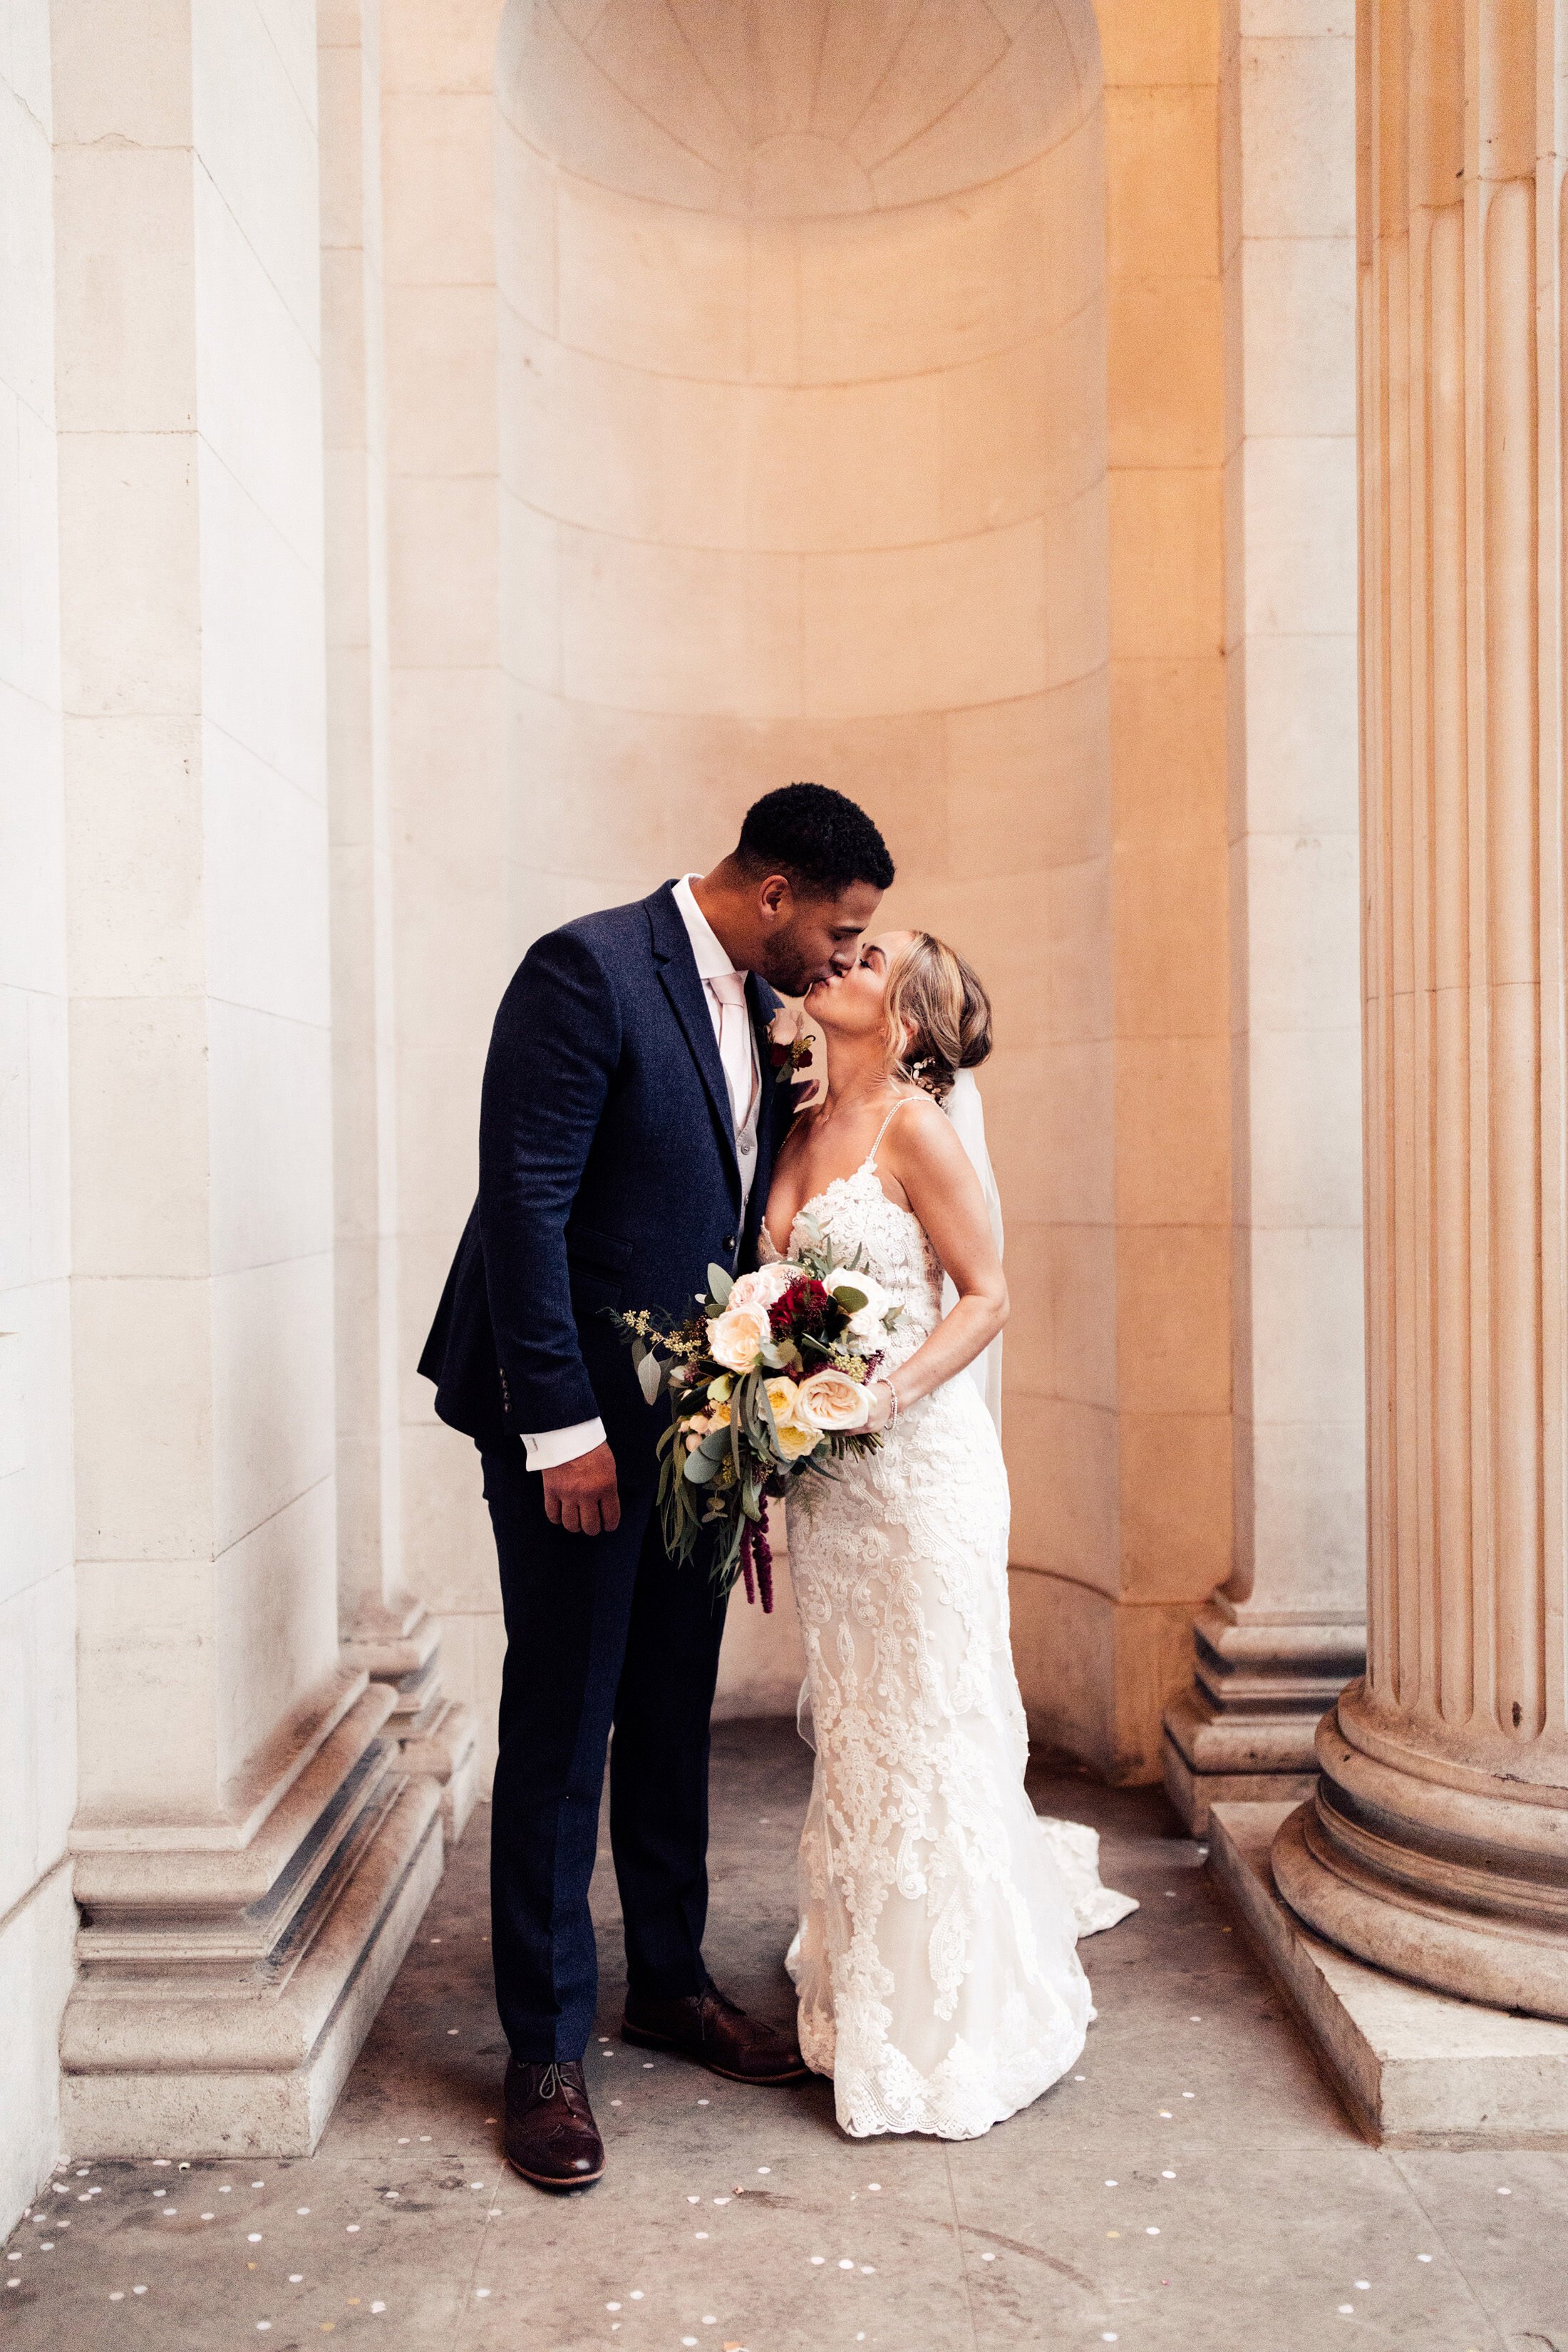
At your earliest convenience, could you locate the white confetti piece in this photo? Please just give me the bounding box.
[475,2288,491,2298]
[247,2233,263,2243]
[257,2326,272,2334]
[201,2213,215,2222]
[109,2291,123,2301]
[1105,2180,1117,2187]
[702,2319,716,2326]
[713,2197,730,2205]
[697,2099,709,2107]
[289,2274,303,2284]
[838,2259,854,2270]
[981,2252,995,2264]
[683,2340,698,2346]
[810,2256,825,2266]
[446,2029,458,2036]
[1417,2254,1433,2263]
[1146,2227,1160,2237]
[133,2286,148,2295]
[1161,2170,1175,2180]
[397,2138,409,2145]
[1102,2335,1118,2343]
[695,2232,708,2240]
[40,2243,53,2252]
[296,2207,310,2215]
[1158,2110,1172,2119]
[346,2225,361,2233]
[1497,2187,1512,2196]
[1355,2280,1371,2291]
[370,2304,386,2315]
[607,2303,621,2313]
[1339,2305,1353,2315]
[688,2196,700,2204]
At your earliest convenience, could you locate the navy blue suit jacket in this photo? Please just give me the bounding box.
[419,882,791,1468]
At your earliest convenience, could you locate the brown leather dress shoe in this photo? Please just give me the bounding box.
[621,1981,809,2084]
[502,2058,604,2189]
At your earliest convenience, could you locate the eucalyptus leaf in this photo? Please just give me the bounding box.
[684,1448,719,1485]
[708,1264,733,1305]
[636,1350,664,1405]
[830,1284,868,1314]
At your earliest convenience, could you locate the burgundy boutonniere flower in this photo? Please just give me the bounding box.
[768,1006,815,1077]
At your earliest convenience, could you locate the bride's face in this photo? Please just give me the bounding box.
[805,929,912,1046]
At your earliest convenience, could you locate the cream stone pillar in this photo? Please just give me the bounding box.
[53,0,440,2154]
[1163,1,1366,1831]
[1273,0,1568,2019]
[319,0,475,1838]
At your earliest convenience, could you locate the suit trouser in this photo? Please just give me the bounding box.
[481,1442,730,2063]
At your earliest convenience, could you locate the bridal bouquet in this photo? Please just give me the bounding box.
[610,1215,901,1610]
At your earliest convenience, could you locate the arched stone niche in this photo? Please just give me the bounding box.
[494,1,1111,1683]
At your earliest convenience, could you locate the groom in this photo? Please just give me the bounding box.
[419,783,894,2189]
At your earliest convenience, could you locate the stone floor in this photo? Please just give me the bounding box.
[8,1721,1566,2352]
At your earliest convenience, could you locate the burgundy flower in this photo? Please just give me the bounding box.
[770,1276,831,1336]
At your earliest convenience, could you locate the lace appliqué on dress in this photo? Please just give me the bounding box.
[771,1157,1137,2141]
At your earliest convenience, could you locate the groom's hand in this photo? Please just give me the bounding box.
[542,1442,621,1537]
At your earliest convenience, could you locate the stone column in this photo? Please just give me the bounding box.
[1163,1,1367,1832]
[1274,0,1568,2019]
[53,0,441,2153]
[319,0,475,1839]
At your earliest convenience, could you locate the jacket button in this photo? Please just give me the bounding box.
[722,1234,736,1252]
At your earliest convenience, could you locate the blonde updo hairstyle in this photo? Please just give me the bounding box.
[883,932,993,1102]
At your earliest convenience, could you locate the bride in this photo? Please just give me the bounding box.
[763,929,1136,2142]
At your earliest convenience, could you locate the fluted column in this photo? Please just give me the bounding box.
[1273,0,1568,2018]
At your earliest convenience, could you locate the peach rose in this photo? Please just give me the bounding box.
[706,1304,769,1373]
[793,1367,872,1434]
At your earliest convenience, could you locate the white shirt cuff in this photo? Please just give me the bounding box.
[520,1418,607,1472]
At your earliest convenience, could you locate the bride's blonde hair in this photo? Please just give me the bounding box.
[883,932,993,1102]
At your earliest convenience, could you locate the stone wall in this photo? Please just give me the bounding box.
[0,0,77,2231]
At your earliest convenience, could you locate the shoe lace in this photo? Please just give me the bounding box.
[536,2063,591,2120]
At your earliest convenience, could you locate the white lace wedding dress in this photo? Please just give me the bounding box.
[765,1107,1137,2141]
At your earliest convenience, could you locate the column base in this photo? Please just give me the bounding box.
[1160,1603,1363,1831]
[61,1682,443,2157]
[1209,1800,1568,2147]
[1278,1688,1568,2021]
[343,1599,479,1840]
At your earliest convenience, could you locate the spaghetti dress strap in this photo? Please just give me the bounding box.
[866,1093,931,1167]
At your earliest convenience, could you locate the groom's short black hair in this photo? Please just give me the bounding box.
[735,783,894,897]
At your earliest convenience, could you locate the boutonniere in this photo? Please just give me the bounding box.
[768,1005,813,1076]
[769,1006,820,1112]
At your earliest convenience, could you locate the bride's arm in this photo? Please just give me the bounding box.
[862,1102,1008,1428]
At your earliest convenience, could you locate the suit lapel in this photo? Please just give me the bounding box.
[646,884,741,1198]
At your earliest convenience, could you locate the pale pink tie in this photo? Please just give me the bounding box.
[708,970,755,1137]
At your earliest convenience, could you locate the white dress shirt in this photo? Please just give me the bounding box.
[520,877,760,1474]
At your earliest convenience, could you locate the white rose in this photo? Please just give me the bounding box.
[824,1265,894,1346]
[707,1304,770,1373]
[728,1262,798,1313]
[793,1367,871,1434]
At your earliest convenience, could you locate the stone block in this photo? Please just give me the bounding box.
[1209,1801,1568,2145]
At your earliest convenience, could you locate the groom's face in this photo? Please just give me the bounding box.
[758,878,884,998]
